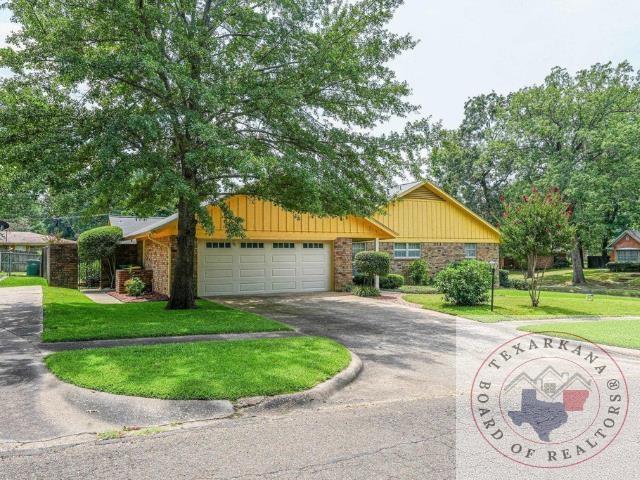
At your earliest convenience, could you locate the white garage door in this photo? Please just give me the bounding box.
[198,241,331,296]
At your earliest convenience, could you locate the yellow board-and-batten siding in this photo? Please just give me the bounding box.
[130,183,500,244]
[147,195,395,241]
[373,184,500,244]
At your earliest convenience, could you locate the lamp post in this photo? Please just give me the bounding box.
[489,260,498,311]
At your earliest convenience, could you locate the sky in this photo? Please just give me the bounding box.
[1,1,640,128]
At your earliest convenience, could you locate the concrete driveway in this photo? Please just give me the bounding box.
[217,293,459,406]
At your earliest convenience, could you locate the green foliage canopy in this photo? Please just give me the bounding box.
[0,0,426,307]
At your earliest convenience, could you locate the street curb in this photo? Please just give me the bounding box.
[234,350,363,412]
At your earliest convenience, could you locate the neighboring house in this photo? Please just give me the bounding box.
[0,231,75,254]
[607,230,640,263]
[123,181,500,296]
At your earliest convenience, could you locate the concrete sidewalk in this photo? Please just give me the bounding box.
[0,287,233,448]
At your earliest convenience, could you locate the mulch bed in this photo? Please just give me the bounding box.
[107,291,169,303]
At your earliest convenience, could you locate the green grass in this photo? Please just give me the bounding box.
[509,268,640,297]
[403,289,640,323]
[519,320,640,350]
[398,285,438,294]
[45,337,351,400]
[0,276,47,287]
[43,287,291,342]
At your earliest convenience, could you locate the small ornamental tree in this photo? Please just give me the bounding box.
[500,188,575,307]
[354,251,391,288]
[77,226,123,288]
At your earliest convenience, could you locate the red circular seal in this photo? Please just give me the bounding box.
[470,332,628,468]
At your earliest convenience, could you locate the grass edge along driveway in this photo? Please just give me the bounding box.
[0,276,47,288]
[518,320,640,350]
[45,336,351,400]
[43,286,291,342]
[403,289,640,323]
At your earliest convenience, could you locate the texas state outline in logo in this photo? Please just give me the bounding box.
[471,332,628,468]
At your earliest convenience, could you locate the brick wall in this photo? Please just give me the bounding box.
[380,241,499,281]
[142,237,201,296]
[333,238,353,291]
[46,244,78,289]
[100,243,140,288]
[115,269,153,294]
[142,237,176,296]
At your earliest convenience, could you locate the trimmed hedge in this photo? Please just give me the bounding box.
[607,262,640,272]
[380,274,404,289]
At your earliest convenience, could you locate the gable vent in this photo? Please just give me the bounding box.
[404,187,443,201]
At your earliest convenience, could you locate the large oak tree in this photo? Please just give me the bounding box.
[0,0,424,308]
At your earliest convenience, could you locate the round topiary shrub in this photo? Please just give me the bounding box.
[380,273,405,289]
[434,260,492,306]
[354,251,391,286]
[77,226,123,287]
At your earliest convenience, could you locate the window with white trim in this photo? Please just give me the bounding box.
[273,242,295,249]
[206,242,231,249]
[464,243,477,259]
[393,243,421,259]
[303,243,324,249]
[240,242,264,249]
[617,249,640,262]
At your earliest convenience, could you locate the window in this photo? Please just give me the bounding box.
[240,242,264,249]
[464,243,477,259]
[273,242,295,249]
[303,243,324,249]
[393,243,421,259]
[617,249,640,263]
[205,242,231,249]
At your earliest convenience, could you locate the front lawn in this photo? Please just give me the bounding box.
[519,320,640,350]
[509,268,640,297]
[0,276,47,288]
[43,287,291,342]
[45,337,350,400]
[404,289,640,323]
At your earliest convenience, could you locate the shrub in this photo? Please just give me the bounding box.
[607,262,640,272]
[509,279,529,290]
[407,259,429,285]
[354,251,391,286]
[380,274,404,289]
[352,285,381,297]
[499,269,510,287]
[77,226,123,288]
[434,260,492,306]
[124,277,146,297]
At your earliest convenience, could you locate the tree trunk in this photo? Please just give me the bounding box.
[571,237,586,285]
[600,237,610,265]
[167,197,198,310]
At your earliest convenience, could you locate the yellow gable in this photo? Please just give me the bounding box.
[374,183,500,243]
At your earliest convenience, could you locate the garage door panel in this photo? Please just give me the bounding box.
[199,241,329,296]
[203,269,233,280]
[240,268,266,279]
[204,255,233,264]
[239,282,266,293]
[272,281,296,291]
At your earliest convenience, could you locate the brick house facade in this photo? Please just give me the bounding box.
[608,230,640,263]
[122,182,501,296]
[366,241,499,281]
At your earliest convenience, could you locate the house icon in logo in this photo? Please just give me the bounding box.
[504,366,592,401]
